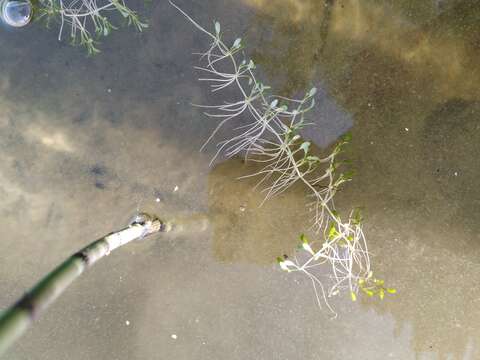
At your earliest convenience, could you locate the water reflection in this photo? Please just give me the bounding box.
[244,0,480,357]
[1,0,480,358]
[246,0,480,101]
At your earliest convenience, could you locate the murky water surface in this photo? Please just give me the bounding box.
[1,0,480,359]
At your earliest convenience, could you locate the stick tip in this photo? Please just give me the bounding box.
[130,212,171,237]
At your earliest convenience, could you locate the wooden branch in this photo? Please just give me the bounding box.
[0,212,170,356]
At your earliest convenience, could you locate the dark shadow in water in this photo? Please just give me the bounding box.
[207,157,310,265]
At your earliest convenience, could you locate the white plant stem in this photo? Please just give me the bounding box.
[170,1,393,316]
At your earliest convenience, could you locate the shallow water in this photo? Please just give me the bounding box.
[1,0,480,359]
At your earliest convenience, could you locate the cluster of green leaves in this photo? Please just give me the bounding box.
[358,274,396,300]
[282,203,396,306]
[330,134,355,189]
[34,0,148,55]
[278,89,323,170]
[33,0,59,26]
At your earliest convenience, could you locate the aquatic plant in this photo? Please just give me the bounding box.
[170,1,394,316]
[35,0,147,54]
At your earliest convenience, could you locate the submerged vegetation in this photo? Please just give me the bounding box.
[170,1,394,316]
[34,0,147,54]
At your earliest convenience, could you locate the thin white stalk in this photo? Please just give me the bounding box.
[171,2,393,315]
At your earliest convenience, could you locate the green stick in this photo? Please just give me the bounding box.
[0,212,170,356]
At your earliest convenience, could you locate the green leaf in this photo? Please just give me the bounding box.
[308,87,317,97]
[342,170,355,180]
[350,291,357,302]
[300,233,308,243]
[306,156,320,163]
[301,239,315,255]
[299,141,310,154]
[233,38,242,48]
[352,208,363,225]
[214,21,220,34]
[270,99,278,108]
[379,289,385,300]
[328,224,337,239]
[341,132,352,142]
[387,288,397,294]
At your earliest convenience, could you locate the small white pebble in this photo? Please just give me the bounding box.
[405,127,409,132]
[125,320,130,326]
[107,88,112,93]
[156,197,161,203]
[239,205,246,212]
[454,172,458,176]
[173,185,179,192]
[370,141,374,145]
[171,334,177,340]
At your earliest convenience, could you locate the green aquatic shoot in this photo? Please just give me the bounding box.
[278,227,396,316]
[35,0,148,54]
[170,1,394,316]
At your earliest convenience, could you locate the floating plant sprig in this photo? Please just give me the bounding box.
[170,1,394,316]
[277,211,396,316]
[35,0,148,54]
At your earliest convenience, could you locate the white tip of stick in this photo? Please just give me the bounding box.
[130,212,171,236]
